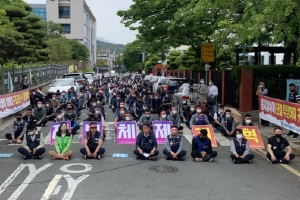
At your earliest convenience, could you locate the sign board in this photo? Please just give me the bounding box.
[152,121,173,144]
[237,126,265,149]
[116,121,138,144]
[201,43,215,62]
[191,125,217,147]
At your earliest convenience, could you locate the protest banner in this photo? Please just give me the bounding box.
[237,126,265,149]
[152,121,173,144]
[191,125,217,147]
[116,121,137,144]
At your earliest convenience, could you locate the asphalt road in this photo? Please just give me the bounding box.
[0,105,300,200]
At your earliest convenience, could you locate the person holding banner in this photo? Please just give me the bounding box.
[230,129,254,164]
[49,122,73,160]
[64,107,80,135]
[163,126,186,161]
[267,127,295,164]
[220,110,235,136]
[134,122,159,160]
[18,123,45,160]
[6,113,27,144]
[80,122,105,160]
[191,129,217,162]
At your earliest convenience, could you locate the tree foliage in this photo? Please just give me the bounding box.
[67,40,89,62]
[122,39,143,70]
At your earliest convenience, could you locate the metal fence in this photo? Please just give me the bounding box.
[1,64,69,95]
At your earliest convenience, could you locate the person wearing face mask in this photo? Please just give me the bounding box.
[267,127,295,164]
[22,75,29,89]
[190,106,209,128]
[51,94,60,110]
[180,102,190,123]
[132,96,144,119]
[138,104,150,120]
[220,109,235,136]
[138,109,154,130]
[33,101,48,126]
[158,100,171,118]
[185,104,196,127]
[112,94,122,112]
[80,122,105,160]
[49,122,73,160]
[84,110,101,121]
[207,79,218,113]
[240,114,254,126]
[45,100,55,121]
[286,83,300,139]
[196,78,209,107]
[114,101,128,118]
[71,94,79,109]
[30,90,37,108]
[5,113,27,144]
[213,105,225,130]
[78,92,87,111]
[61,90,67,101]
[163,126,186,161]
[54,110,65,122]
[256,82,269,127]
[109,91,117,109]
[151,93,161,113]
[230,129,254,164]
[64,108,80,135]
[191,129,217,162]
[193,113,209,125]
[162,92,172,104]
[22,108,37,125]
[167,106,183,131]
[159,111,168,121]
[113,108,127,128]
[18,123,45,160]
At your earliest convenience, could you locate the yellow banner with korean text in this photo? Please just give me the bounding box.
[192,125,217,147]
[237,126,265,149]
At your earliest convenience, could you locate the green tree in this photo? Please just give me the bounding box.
[96,58,107,66]
[67,40,89,62]
[122,39,143,70]
[46,37,72,62]
[167,51,181,70]
[44,20,64,39]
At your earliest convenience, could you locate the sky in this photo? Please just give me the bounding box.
[23,0,137,45]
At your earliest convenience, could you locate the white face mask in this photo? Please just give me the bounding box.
[62,93,66,95]
[182,101,186,104]
[37,104,42,108]
[219,109,224,113]
[145,114,150,117]
[172,110,177,114]
[260,85,264,88]
[46,104,49,107]
[57,115,62,119]
[24,77,27,80]
[52,97,56,100]
[28,131,35,135]
[226,114,231,118]
[95,110,100,114]
[73,97,76,99]
[61,127,67,131]
[209,82,212,86]
[125,117,130,121]
[120,105,124,108]
[120,111,125,114]
[155,97,158,99]
[236,134,243,139]
[246,119,251,124]
[196,109,202,113]
[92,103,96,106]
[200,80,204,84]
[191,108,195,111]
[161,114,166,118]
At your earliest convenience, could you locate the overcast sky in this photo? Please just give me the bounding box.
[23,0,137,44]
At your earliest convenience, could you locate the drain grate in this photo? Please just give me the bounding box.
[149,165,179,173]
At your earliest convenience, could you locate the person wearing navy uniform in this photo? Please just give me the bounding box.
[220,109,235,136]
[18,123,45,160]
[80,122,105,160]
[239,114,254,126]
[163,126,186,161]
[286,83,300,139]
[230,129,254,164]
[213,105,225,129]
[191,129,217,162]
[267,127,295,164]
[5,113,27,144]
[134,122,159,161]
[193,113,209,125]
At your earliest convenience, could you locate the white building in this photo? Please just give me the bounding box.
[46,0,97,67]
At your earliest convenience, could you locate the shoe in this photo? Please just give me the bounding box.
[136,156,140,159]
[17,140,23,144]
[148,156,157,161]
[248,160,252,164]
[38,154,43,160]
[9,140,12,144]
[208,158,213,162]
[195,158,202,162]
[23,156,27,160]
[292,134,299,139]
[166,157,171,160]
[287,132,294,136]
[97,155,101,160]
[84,155,87,159]
[178,157,183,161]
[64,156,69,160]
[52,157,57,160]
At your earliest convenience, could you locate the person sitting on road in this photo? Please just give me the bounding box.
[159,110,168,121]
[64,107,80,135]
[18,123,45,160]
[6,112,27,144]
[191,129,217,162]
[45,100,55,121]
[151,93,161,113]
[80,122,105,160]
[54,110,65,122]
[138,109,154,130]
[230,129,255,164]
[162,91,172,104]
[84,110,101,121]
[239,114,254,126]
[193,113,209,125]
[114,107,127,129]
[220,109,235,136]
[33,101,48,126]
[180,102,190,124]
[49,122,73,160]
[163,126,186,161]
[134,122,159,161]
[22,108,38,125]
[157,100,171,117]
[189,105,209,128]
[167,106,183,131]
[186,104,196,127]
[51,93,60,110]
[114,101,128,118]
[267,127,295,164]
[213,105,225,130]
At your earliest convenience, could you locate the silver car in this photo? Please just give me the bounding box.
[153,76,167,93]
[48,78,80,94]
[172,83,199,110]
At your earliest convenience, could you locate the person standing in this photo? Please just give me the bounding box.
[196,78,208,107]
[22,75,29,90]
[163,126,186,161]
[256,81,269,126]
[287,83,300,139]
[207,79,218,113]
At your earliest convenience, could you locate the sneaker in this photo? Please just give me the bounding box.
[97,155,101,160]
[52,157,57,160]
[166,157,171,160]
[136,156,140,160]
[292,134,299,139]
[17,140,23,144]
[38,154,43,160]
[64,156,69,160]
[23,156,27,160]
[248,160,252,164]
[178,157,184,161]
[84,155,87,159]
[9,140,13,144]
[148,156,157,161]
[208,158,213,162]
[195,158,202,162]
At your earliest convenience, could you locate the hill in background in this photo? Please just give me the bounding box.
[96,40,126,55]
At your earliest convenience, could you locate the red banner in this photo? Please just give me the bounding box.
[0,89,30,118]
[192,125,217,147]
[237,126,265,149]
[259,95,300,134]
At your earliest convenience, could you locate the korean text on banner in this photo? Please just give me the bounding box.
[237,126,265,149]
[0,89,30,118]
[81,121,103,144]
[152,121,173,144]
[191,125,217,147]
[117,121,137,144]
[259,95,300,134]
[50,121,71,145]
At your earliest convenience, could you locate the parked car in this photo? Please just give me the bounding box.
[63,73,88,88]
[48,78,80,94]
[158,78,188,95]
[84,73,95,84]
[172,83,198,111]
[153,76,167,93]
[142,75,153,86]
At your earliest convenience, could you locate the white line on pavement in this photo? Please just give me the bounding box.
[52,185,62,195]
[41,174,62,200]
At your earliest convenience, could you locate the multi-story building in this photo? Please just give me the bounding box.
[30,4,47,21]
[43,0,96,67]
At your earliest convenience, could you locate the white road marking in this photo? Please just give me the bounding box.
[52,185,62,195]
[41,174,62,200]
[62,174,89,200]
[0,164,26,195]
[60,163,92,174]
[0,139,6,142]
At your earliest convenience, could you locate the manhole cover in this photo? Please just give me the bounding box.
[149,165,179,173]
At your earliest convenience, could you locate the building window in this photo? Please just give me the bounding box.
[59,6,70,18]
[31,8,47,21]
[61,24,71,34]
